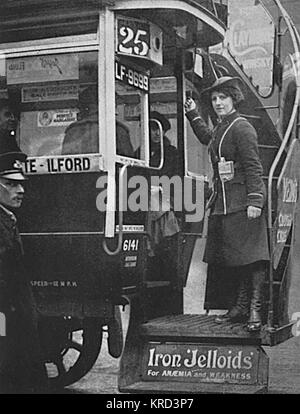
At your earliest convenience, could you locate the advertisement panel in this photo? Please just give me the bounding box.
[142,343,261,384]
[227,0,275,96]
[7,54,79,84]
[37,109,78,127]
[22,84,79,102]
[273,139,300,269]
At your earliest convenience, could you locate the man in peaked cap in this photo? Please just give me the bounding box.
[0,131,48,393]
[0,130,27,209]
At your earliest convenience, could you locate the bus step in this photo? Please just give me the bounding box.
[121,381,267,394]
[140,315,293,346]
[140,314,261,343]
[118,314,270,394]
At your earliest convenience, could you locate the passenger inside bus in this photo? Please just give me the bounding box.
[61,86,134,157]
[149,111,179,178]
[0,99,18,136]
[134,111,179,178]
[143,111,180,256]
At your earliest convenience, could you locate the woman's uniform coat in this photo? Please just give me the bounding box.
[0,206,47,393]
[186,109,270,267]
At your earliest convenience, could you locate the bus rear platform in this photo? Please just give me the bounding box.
[118,313,293,394]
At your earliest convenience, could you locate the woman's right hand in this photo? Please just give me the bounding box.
[184,97,197,113]
[247,205,262,219]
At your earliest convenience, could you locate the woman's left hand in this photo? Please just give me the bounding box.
[247,205,262,219]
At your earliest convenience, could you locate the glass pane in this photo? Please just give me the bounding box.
[115,58,150,160]
[1,51,98,157]
[115,79,142,159]
[227,0,275,97]
[149,76,179,177]
[185,78,211,177]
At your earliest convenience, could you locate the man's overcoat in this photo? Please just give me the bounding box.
[0,206,47,393]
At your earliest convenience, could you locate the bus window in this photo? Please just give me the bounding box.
[115,80,141,159]
[149,76,178,151]
[184,83,211,178]
[61,84,98,155]
[227,0,276,97]
[149,77,177,149]
[2,51,98,157]
[114,57,150,162]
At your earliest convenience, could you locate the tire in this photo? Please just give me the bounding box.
[39,317,102,389]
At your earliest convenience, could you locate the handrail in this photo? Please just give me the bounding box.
[149,118,164,171]
[103,163,128,256]
[267,3,300,219]
[102,117,164,255]
[268,61,300,228]
[277,138,299,188]
[267,3,300,225]
[266,0,300,328]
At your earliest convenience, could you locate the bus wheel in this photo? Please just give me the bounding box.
[40,317,102,389]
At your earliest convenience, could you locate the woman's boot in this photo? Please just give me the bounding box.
[247,266,265,331]
[215,276,250,323]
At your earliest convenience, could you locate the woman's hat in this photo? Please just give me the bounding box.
[0,131,27,180]
[150,111,171,132]
[200,76,244,98]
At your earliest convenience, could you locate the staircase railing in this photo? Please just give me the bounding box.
[274,138,300,295]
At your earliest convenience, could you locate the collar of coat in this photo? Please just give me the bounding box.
[217,110,240,126]
[0,203,17,226]
[150,135,175,155]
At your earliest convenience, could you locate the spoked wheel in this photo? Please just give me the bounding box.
[39,316,102,389]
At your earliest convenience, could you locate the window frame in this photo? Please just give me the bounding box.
[0,20,151,173]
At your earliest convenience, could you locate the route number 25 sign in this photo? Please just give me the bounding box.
[116,17,163,65]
